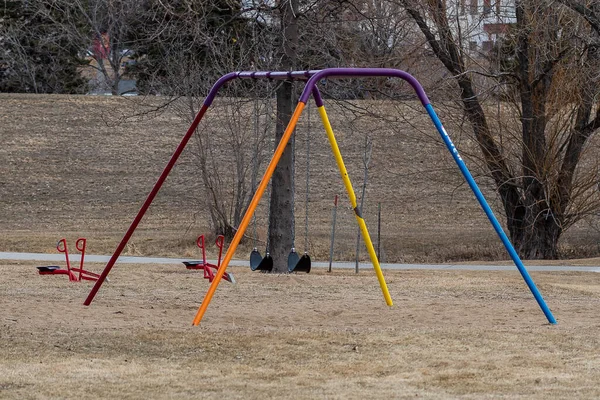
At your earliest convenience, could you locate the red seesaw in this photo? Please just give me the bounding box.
[37,238,103,282]
[183,235,235,284]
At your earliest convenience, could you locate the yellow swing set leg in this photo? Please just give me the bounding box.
[317,105,393,306]
[192,100,393,326]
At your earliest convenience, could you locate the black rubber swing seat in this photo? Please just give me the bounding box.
[288,249,311,273]
[250,248,273,272]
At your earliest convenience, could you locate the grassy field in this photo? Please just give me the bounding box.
[2,261,600,399]
[2,93,600,263]
[1,94,600,399]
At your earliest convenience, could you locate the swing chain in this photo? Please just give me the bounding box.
[304,101,310,253]
[251,95,260,250]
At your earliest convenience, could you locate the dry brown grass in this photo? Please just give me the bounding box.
[2,261,600,399]
[2,93,600,263]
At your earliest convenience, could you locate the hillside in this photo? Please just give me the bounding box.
[1,93,599,263]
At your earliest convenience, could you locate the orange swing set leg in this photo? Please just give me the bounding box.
[191,102,306,326]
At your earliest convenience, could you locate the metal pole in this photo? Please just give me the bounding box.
[355,135,371,273]
[377,202,381,261]
[317,104,393,306]
[424,103,557,324]
[328,194,338,273]
[192,102,306,326]
[82,103,212,306]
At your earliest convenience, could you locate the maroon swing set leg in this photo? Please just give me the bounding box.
[84,104,211,305]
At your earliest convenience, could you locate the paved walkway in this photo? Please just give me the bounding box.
[2,252,599,272]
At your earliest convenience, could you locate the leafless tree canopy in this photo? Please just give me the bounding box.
[401,0,600,258]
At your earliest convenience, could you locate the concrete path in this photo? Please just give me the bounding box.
[2,252,599,272]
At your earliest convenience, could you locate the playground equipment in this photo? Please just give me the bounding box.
[249,247,273,272]
[288,101,312,274]
[83,68,557,327]
[249,184,274,272]
[249,185,274,272]
[249,87,311,274]
[249,93,274,273]
[287,248,310,273]
[37,238,102,282]
[183,235,235,284]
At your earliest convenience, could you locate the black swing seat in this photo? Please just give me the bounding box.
[250,249,273,272]
[288,250,311,273]
[37,265,62,272]
[287,250,299,270]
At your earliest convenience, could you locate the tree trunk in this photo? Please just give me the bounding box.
[510,208,562,259]
[269,0,298,272]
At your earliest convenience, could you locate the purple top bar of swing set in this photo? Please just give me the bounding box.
[202,68,430,108]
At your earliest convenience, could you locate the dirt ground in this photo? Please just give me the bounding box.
[1,261,600,399]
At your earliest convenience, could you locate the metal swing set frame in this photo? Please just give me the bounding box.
[83,68,557,326]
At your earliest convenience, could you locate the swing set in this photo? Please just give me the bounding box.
[82,68,557,326]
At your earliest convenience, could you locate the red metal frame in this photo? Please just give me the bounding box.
[37,238,102,282]
[183,235,233,283]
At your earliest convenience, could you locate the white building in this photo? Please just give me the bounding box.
[451,0,517,53]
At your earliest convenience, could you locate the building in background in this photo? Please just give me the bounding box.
[451,0,516,54]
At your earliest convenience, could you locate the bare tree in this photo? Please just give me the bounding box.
[125,0,277,240]
[37,0,144,95]
[265,0,415,271]
[399,0,600,259]
[0,2,87,93]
